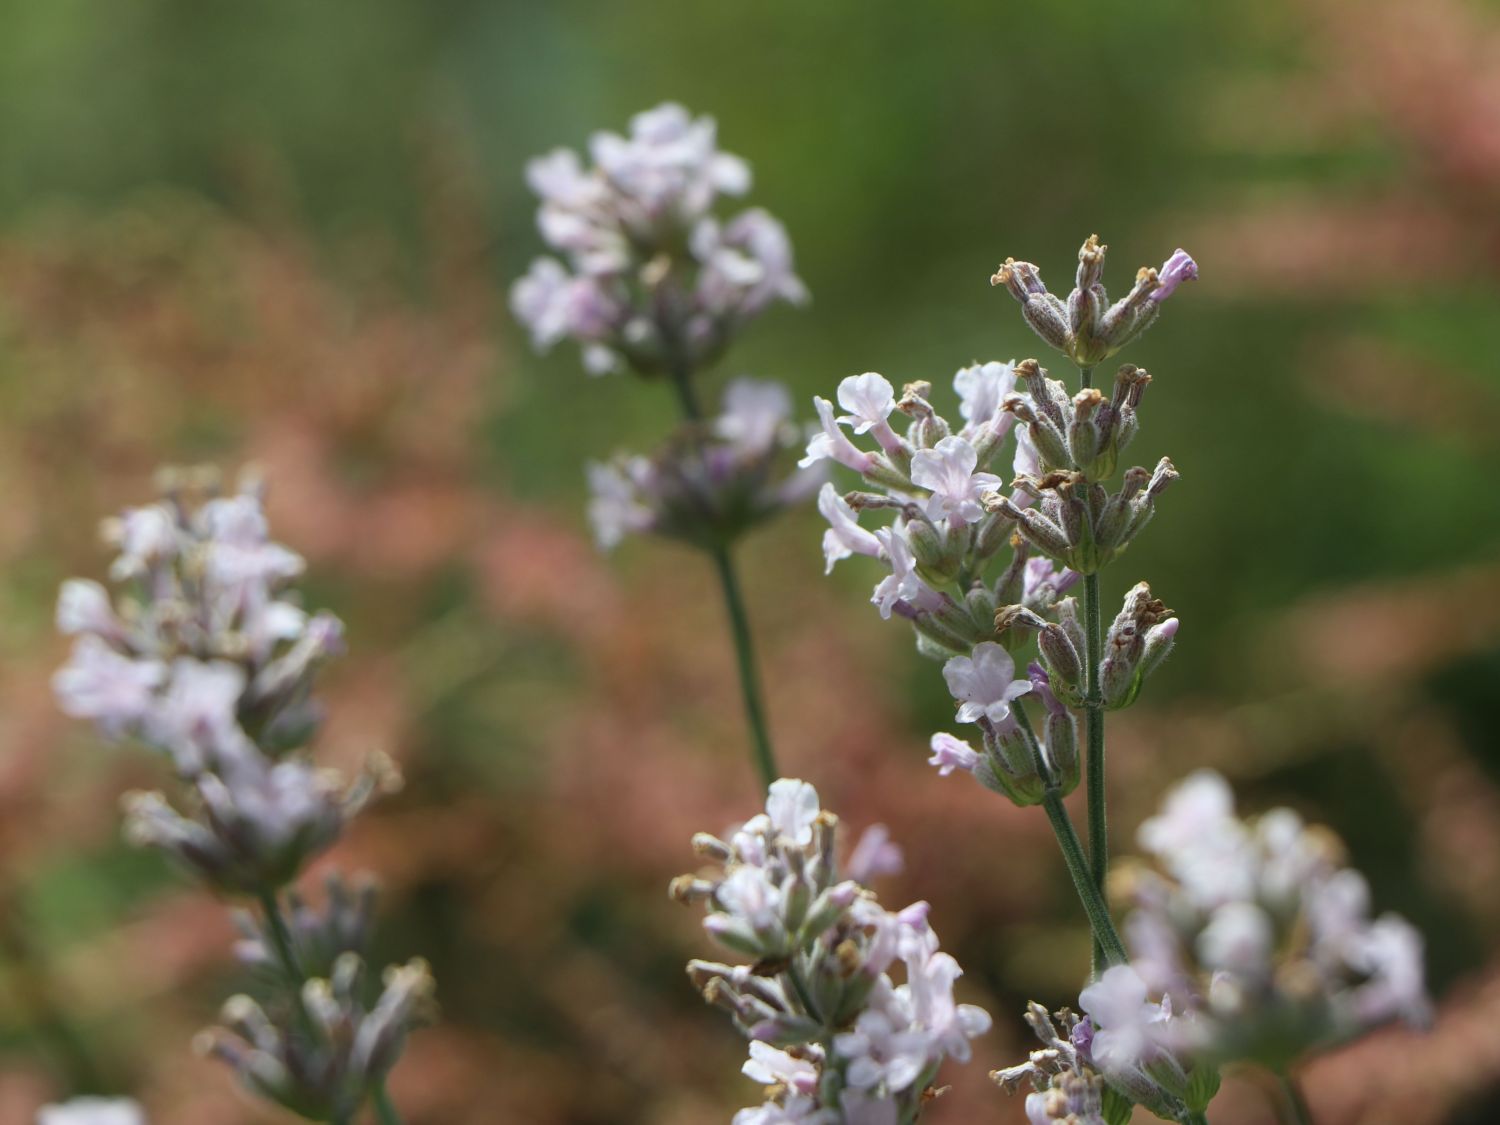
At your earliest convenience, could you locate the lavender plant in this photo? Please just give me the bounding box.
[512,103,814,787]
[52,467,433,1124]
[673,779,990,1123]
[805,237,1429,1122]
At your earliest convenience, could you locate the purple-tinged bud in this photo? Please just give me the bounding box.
[1150,249,1198,303]
[1068,388,1105,475]
[1038,625,1084,702]
[1005,502,1074,561]
[1146,457,1179,499]
[1027,662,1066,717]
[1137,617,1179,682]
[994,263,1072,355]
[995,605,1049,637]
[1094,466,1151,550]
[1044,707,1080,795]
[1056,597,1086,664]
[1074,234,1107,293]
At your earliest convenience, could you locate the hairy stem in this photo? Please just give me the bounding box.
[1040,788,1128,966]
[1013,706,1127,964]
[1075,362,1110,975]
[1082,569,1108,973]
[668,360,780,789]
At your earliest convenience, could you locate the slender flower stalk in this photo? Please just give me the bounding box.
[513,104,816,789]
[1077,354,1109,971]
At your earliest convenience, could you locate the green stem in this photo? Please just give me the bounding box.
[1082,569,1108,974]
[1277,1071,1312,1125]
[371,1080,405,1125]
[709,543,779,788]
[666,360,779,789]
[1075,363,1110,975]
[1012,706,1127,965]
[1039,788,1128,966]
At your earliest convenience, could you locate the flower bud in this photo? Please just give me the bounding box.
[1038,623,1084,704]
[1099,582,1176,709]
[994,261,1071,354]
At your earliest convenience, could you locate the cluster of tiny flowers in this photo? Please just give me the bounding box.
[992,1003,1127,1125]
[36,1099,146,1125]
[52,469,432,1120]
[1080,771,1429,1079]
[673,780,990,1123]
[197,956,435,1121]
[587,377,823,550]
[511,102,806,377]
[992,234,1196,369]
[52,468,385,891]
[808,237,1195,808]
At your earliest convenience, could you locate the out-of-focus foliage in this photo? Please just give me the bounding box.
[0,1,1498,1122]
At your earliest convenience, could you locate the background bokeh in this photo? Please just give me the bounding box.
[2,1,1499,1121]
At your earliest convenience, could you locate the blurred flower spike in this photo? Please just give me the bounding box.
[53,468,429,1121]
[512,102,807,378]
[587,377,824,551]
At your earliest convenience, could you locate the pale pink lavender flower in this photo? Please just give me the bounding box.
[953,360,1017,427]
[817,484,882,574]
[846,824,904,885]
[742,1042,821,1097]
[909,436,999,527]
[1150,250,1199,303]
[1077,965,1176,1074]
[927,732,980,777]
[52,636,166,738]
[585,457,659,549]
[870,526,941,620]
[56,579,119,638]
[836,373,902,455]
[146,658,252,773]
[801,395,877,474]
[108,503,178,580]
[513,104,803,377]
[943,642,1032,725]
[716,377,794,456]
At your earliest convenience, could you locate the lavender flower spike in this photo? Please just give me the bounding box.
[675,780,989,1122]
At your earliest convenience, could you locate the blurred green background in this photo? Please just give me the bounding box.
[2,1,1499,1122]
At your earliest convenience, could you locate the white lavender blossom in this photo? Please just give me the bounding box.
[585,377,821,550]
[675,780,989,1123]
[512,103,806,377]
[1084,771,1429,1080]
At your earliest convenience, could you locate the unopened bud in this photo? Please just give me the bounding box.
[1038,623,1084,701]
